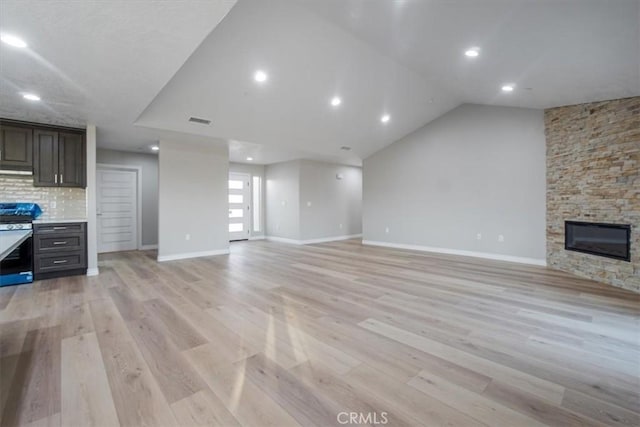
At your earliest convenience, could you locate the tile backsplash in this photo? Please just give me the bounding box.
[0,175,87,219]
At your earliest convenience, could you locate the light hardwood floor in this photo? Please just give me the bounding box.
[1,239,639,426]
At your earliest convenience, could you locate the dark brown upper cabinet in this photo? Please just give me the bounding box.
[33,129,59,186]
[33,128,86,188]
[58,132,85,187]
[0,124,33,172]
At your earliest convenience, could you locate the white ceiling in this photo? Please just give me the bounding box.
[1,0,639,165]
[298,0,640,108]
[0,0,235,151]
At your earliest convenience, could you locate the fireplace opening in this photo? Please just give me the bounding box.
[565,221,631,261]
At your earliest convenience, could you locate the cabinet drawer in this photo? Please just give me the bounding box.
[35,252,86,273]
[34,233,83,253]
[34,222,85,234]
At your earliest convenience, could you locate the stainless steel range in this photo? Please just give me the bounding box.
[0,203,41,286]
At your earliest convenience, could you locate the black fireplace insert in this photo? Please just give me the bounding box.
[565,221,631,261]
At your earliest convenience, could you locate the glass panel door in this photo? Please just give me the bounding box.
[228,172,251,241]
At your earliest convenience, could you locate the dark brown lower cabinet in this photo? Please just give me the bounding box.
[34,222,87,280]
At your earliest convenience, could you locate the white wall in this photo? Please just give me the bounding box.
[299,160,362,240]
[265,159,362,242]
[265,160,300,240]
[158,140,229,261]
[97,149,158,247]
[229,162,265,238]
[363,104,546,263]
[86,125,98,275]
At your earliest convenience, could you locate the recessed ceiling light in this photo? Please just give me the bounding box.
[254,70,268,83]
[501,84,515,92]
[246,156,253,161]
[151,145,159,151]
[22,93,40,101]
[380,114,391,124]
[464,47,480,57]
[331,96,342,107]
[1,33,27,48]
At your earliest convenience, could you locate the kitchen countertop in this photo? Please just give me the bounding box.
[32,218,88,224]
[0,230,32,261]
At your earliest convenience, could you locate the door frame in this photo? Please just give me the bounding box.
[96,163,142,251]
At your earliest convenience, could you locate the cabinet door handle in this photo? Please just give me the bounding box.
[53,260,68,264]
[53,241,67,245]
[60,174,63,184]
[54,174,58,184]
[53,226,67,230]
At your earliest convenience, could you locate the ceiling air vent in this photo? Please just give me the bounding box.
[188,116,211,125]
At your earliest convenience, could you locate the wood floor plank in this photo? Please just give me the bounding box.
[215,298,362,375]
[170,389,241,427]
[59,302,94,339]
[0,317,40,358]
[141,298,207,351]
[290,360,418,427]
[206,304,308,369]
[2,239,638,426]
[359,317,567,404]
[1,325,61,426]
[203,355,302,427]
[60,332,120,427]
[22,413,60,427]
[89,298,178,427]
[345,363,485,426]
[261,309,424,383]
[152,278,260,359]
[108,286,146,321]
[561,389,640,427]
[239,353,342,427]
[408,371,549,427]
[481,380,602,426]
[0,285,17,310]
[0,353,21,419]
[125,313,207,404]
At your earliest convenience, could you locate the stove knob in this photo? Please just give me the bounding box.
[14,224,23,230]
[7,224,14,230]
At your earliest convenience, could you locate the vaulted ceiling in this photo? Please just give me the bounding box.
[2,0,639,165]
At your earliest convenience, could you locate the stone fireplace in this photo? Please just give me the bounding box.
[545,96,639,293]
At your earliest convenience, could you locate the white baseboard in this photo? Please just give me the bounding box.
[86,267,100,276]
[362,240,547,266]
[266,234,362,245]
[157,249,230,262]
[249,235,266,241]
[301,234,362,244]
[140,244,158,250]
[266,236,302,244]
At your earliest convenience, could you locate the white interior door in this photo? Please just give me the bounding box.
[97,168,138,253]
[229,172,251,241]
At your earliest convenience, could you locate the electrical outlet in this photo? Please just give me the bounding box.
[476,233,482,240]
[385,227,390,234]
[276,224,280,231]
[307,201,312,207]
[498,234,504,242]
[339,223,343,229]
[185,234,191,241]
[281,200,287,206]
